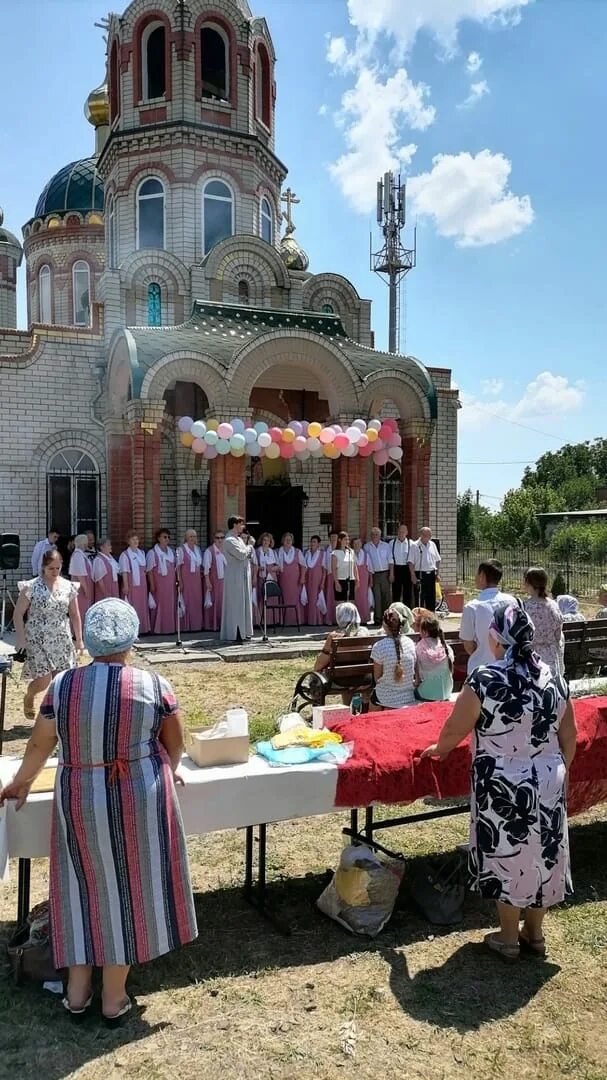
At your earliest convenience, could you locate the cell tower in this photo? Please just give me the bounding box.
[370,172,416,354]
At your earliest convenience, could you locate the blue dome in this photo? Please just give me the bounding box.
[34,157,104,218]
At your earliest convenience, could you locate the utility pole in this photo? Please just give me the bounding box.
[370,172,416,354]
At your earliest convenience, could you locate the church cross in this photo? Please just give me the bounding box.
[281,188,300,235]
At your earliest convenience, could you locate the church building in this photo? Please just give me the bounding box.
[0,0,458,584]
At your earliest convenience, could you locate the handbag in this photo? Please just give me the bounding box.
[6,901,64,985]
[405,852,466,925]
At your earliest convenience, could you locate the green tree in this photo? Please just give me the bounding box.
[522,439,607,505]
[457,489,494,547]
[490,485,563,546]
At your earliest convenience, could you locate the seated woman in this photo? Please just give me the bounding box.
[556,594,585,623]
[370,607,416,710]
[415,614,454,701]
[411,606,435,634]
[314,601,369,674]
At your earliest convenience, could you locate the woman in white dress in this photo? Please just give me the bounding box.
[370,607,416,709]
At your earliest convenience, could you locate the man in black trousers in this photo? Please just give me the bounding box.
[389,523,414,609]
[409,527,441,611]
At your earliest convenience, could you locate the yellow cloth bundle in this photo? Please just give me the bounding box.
[271,727,343,751]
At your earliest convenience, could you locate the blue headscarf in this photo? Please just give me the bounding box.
[84,598,140,657]
[489,600,542,676]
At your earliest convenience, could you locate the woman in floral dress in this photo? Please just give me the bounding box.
[523,567,564,675]
[423,602,577,961]
[13,549,83,718]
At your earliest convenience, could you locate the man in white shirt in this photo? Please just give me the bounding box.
[408,527,441,611]
[389,523,414,608]
[31,528,59,576]
[459,559,517,673]
[364,526,392,625]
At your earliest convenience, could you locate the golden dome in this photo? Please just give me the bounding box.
[85,82,109,129]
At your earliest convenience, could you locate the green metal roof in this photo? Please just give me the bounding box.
[34,157,104,218]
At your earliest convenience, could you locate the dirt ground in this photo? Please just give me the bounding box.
[1,659,606,1080]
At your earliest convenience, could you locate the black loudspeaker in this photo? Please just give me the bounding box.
[0,534,20,571]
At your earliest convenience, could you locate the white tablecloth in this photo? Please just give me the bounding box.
[0,755,340,872]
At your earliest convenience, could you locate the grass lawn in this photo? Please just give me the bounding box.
[1,658,606,1080]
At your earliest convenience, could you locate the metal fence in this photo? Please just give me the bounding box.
[457,545,607,598]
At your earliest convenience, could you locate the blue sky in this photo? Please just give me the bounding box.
[1,0,605,504]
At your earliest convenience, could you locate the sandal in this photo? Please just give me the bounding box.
[62,993,93,1018]
[484,932,520,961]
[102,997,133,1027]
[519,932,547,959]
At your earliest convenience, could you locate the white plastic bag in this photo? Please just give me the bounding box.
[204,589,213,610]
[317,589,327,616]
[317,843,405,937]
[300,584,308,606]
[148,593,157,611]
[252,586,258,608]
[368,586,374,611]
[178,595,186,618]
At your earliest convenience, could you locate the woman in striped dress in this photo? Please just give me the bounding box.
[0,599,197,1021]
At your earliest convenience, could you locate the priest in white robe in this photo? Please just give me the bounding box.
[220,515,254,642]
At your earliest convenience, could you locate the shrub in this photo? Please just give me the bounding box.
[552,571,567,599]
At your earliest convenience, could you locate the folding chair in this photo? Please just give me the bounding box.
[263,579,300,633]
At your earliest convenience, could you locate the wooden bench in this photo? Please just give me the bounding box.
[563,618,607,680]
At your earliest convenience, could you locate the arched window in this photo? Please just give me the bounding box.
[72,261,91,326]
[238,280,250,304]
[107,195,116,268]
[260,197,273,244]
[109,38,120,122]
[137,177,165,249]
[47,449,100,539]
[202,178,234,255]
[201,25,228,100]
[379,463,401,539]
[38,265,52,324]
[321,303,334,314]
[147,282,162,325]
[142,21,166,100]
[255,43,271,128]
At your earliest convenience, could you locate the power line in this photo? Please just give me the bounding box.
[460,460,535,465]
[466,407,563,440]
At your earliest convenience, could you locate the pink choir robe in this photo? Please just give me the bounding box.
[256,547,279,621]
[203,545,226,632]
[118,548,150,634]
[92,552,120,602]
[177,544,204,632]
[277,546,305,626]
[69,549,94,625]
[304,549,325,626]
[145,545,177,634]
[323,546,337,625]
[354,550,371,624]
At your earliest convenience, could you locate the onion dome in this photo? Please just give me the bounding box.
[85,81,109,129]
[280,234,309,272]
[0,208,23,258]
[34,158,104,219]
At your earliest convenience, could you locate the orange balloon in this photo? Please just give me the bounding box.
[181,432,195,447]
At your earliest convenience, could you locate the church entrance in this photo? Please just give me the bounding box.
[246,484,306,548]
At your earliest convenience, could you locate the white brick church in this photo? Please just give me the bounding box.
[0,0,458,584]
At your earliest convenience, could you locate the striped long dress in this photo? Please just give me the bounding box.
[40,663,197,968]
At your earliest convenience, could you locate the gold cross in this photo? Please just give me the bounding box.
[281,188,300,236]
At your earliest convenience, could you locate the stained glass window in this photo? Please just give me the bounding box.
[321,303,334,314]
[147,282,162,326]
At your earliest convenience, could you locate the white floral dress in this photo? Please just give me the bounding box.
[523,597,564,676]
[19,576,79,679]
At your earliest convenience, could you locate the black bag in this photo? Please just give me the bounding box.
[6,901,64,985]
[406,852,467,925]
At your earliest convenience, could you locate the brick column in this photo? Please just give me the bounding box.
[209,453,246,534]
[402,435,419,536]
[332,458,348,531]
[419,441,431,529]
[105,419,133,546]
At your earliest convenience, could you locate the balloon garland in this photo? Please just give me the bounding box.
[177,417,403,466]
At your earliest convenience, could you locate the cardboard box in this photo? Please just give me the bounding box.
[185,727,250,768]
[312,704,352,729]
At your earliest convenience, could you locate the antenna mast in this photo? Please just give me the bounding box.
[370,172,416,354]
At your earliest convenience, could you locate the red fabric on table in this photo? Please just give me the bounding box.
[330,697,607,818]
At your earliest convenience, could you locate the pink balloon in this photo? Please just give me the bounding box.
[332,424,343,433]
[319,427,335,444]
[373,449,390,466]
[358,442,374,457]
[379,423,392,441]
[205,445,218,459]
[192,438,206,454]
[293,436,307,452]
[358,434,369,448]
[388,432,401,447]
[384,418,399,433]
[217,423,233,440]
[270,427,283,443]
[334,433,349,450]
[280,442,295,458]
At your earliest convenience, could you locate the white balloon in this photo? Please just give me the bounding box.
[389,446,403,461]
[310,446,324,458]
[368,418,382,432]
[244,427,258,443]
[346,426,361,443]
[353,419,367,432]
[307,436,321,452]
[258,432,272,448]
[342,442,357,456]
[191,420,207,438]
[297,449,311,461]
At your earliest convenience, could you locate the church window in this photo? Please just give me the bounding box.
[379,462,401,539]
[137,177,165,250]
[147,282,162,325]
[72,261,91,326]
[202,178,234,256]
[47,450,99,539]
[238,280,250,304]
[255,43,271,128]
[109,39,120,122]
[201,25,229,100]
[107,195,116,267]
[142,21,166,100]
[321,303,334,314]
[38,265,52,323]
[260,197,273,244]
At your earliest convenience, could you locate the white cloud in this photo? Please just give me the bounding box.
[481,378,504,396]
[326,35,352,69]
[458,79,490,108]
[467,51,483,73]
[318,103,328,116]
[345,0,532,57]
[460,372,584,431]
[408,150,534,246]
[329,67,434,212]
